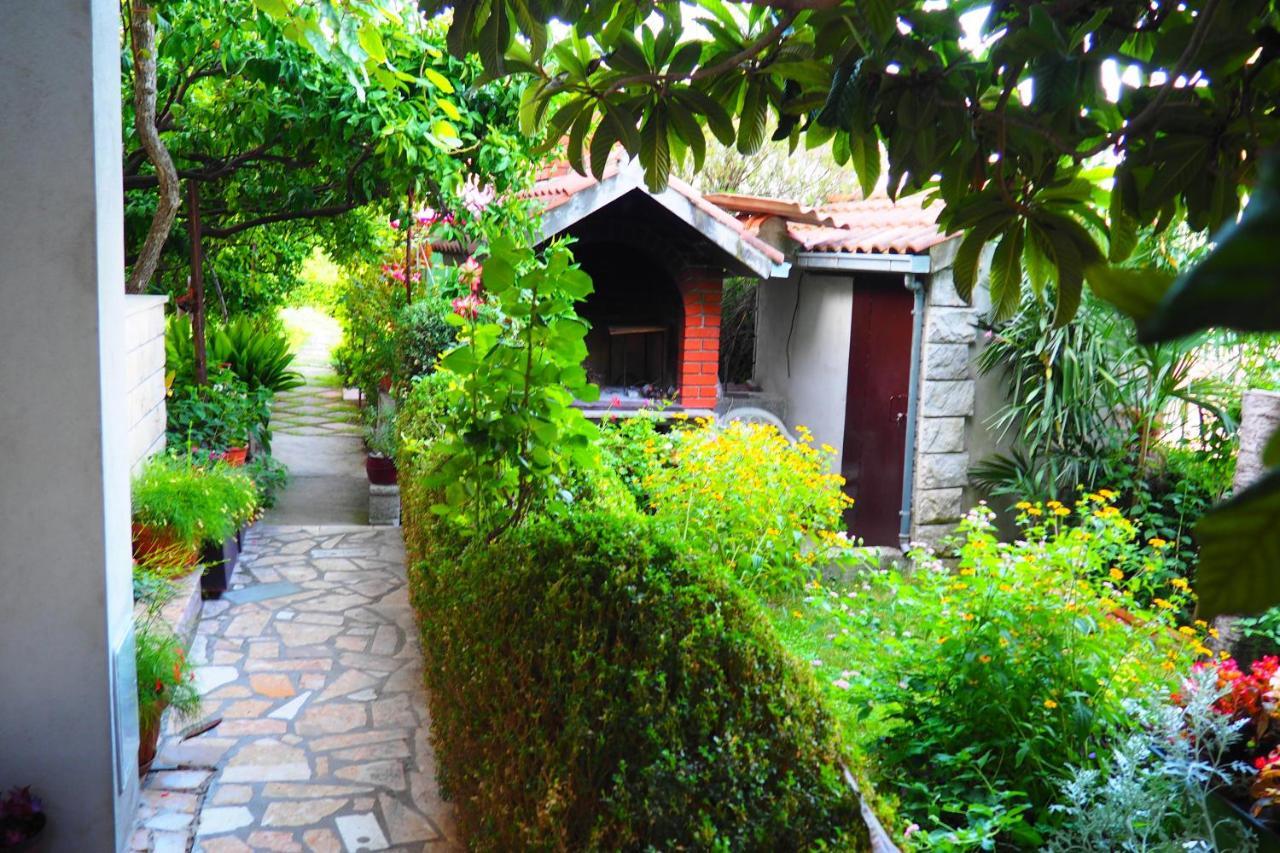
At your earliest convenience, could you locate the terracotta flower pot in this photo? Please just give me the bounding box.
[138,711,164,775]
[213,445,248,467]
[131,523,199,567]
[366,453,398,485]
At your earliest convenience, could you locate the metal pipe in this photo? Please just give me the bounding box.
[898,273,926,550]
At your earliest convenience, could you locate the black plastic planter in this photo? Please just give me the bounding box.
[200,528,242,598]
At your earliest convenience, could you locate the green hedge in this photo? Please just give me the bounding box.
[404,507,867,851]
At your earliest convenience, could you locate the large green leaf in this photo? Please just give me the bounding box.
[952,214,1010,303]
[1084,264,1173,324]
[989,225,1024,322]
[1194,468,1280,620]
[1141,156,1280,343]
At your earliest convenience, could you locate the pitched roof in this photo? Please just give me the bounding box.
[531,157,786,274]
[711,189,951,255]
[444,158,952,271]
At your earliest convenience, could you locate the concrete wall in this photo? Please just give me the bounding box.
[754,270,854,465]
[0,2,140,850]
[125,295,169,471]
[753,240,1004,549]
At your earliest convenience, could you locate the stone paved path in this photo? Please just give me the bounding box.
[132,309,457,852]
[264,308,368,526]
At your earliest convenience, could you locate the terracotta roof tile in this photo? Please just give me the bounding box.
[712,189,952,255]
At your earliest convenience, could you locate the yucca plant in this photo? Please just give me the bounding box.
[166,314,303,393]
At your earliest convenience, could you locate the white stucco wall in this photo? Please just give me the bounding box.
[753,240,1002,549]
[0,2,140,849]
[125,294,169,472]
[754,270,854,466]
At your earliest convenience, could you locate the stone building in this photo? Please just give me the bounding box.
[523,159,1001,550]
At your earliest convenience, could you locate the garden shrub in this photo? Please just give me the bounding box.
[775,498,1200,849]
[407,509,868,851]
[639,419,856,598]
[131,454,259,548]
[395,297,456,380]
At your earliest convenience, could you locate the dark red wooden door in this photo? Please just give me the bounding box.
[842,280,914,546]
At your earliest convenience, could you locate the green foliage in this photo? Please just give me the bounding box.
[1048,672,1257,852]
[166,367,273,454]
[395,297,456,380]
[166,314,303,394]
[125,0,537,309]
[243,453,289,510]
[424,236,600,539]
[135,615,201,734]
[131,453,259,549]
[332,266,404,400]
[396,371,455,451]
[406,508,866,850]
[776,502,1197,848]
[618,418,857,598]
[364,411,399,459]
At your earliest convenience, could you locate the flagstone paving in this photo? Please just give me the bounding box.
[133,526,458,852]
[131,309,455,851]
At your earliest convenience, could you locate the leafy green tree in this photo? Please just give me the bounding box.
[261,0,1280,617]
[122,0,535,306]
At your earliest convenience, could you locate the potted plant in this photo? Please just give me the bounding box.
[131,454,259,590]
[0,788,45,850]
[134,610,200,774]
[365,414,399,485]
[166,367,271,464]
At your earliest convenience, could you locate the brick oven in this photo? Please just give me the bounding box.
[526,158,780,414]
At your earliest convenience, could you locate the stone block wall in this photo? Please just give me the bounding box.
[909,238,992,546]
[124,294,169,472]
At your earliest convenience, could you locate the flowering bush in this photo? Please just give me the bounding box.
[1049,669,1256,851]
[776,500,1197,849]
[1182,652,1280,821]
[634,418,856,598]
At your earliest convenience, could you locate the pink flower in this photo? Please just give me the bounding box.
[460,256,483,294]
[610,395,622,407]
[390,218,401,230]
[460,175,495,216]
[415,207,438,226]
[452,293,484,319]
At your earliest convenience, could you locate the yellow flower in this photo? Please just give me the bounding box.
[1153,598,1173,610]
[1046,499,1063,509]
[1109,567,1124,581]
[1170,578,1189,591]
[1148,537,1168,549]
[1162,661,1176,671]
[937,636,949,645]
[1194,644,1212,657]
[1209,628,1220,639]
[1027,507,1043,516]
[1178,626,1196,637]
[961,612,974,621]
[979,655,992,664]
[1015,501,1032,510]
[1098,488,1118,500]
[1053,506,1071,516]
[1044,699,1058,709]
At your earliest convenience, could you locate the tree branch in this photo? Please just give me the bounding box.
[125,0,182,295]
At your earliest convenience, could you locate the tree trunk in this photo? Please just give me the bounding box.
[125,0,181,295]
[189,182,208,385]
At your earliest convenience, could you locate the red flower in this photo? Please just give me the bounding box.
[154,679,164,694]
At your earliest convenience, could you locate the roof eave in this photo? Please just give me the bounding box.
[538,165,779,279]
[795,251,932,274]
